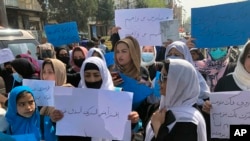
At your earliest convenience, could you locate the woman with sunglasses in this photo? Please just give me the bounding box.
[144,59,207,141]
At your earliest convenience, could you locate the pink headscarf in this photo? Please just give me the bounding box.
[70,46,88,72]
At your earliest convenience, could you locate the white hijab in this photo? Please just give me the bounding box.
[141,46,157,67]
[165,41,210,105]
[145,59,207,141]
[80,57,114,141]
[86,48,107,65]
[233,41,250,90]
[80,56,114,90]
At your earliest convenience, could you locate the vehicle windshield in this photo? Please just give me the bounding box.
[7,43,38,59]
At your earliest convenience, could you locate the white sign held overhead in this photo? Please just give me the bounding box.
[115,8,173,46]
[160,19,180,43]
[0,48,15,64]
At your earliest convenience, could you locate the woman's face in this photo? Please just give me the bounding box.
[244,51,250,73]
[84,70,102,83]
[42,64,55,81]
[92,51,102,58]
[73,50,84,59]
[58,49,68,57]
[166,48,184,59]
[159,67,168,96]
[17,93,35,118]
[142,46,154,54]
[190,50,199,61]
[115,43,132,66]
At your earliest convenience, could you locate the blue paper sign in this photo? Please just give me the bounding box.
[191,1,250,48]
[104,52,115,67]
[11,134,36,141]
[153,71,161,98]
[118,73,153,110]
[45,22,80,47]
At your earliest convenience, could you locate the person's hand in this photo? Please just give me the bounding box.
[151,109,166,137]
[202,100,212,114]
[50,109,64,122]
[128,111,140,124]
[111,72,123,86]
[111,26,121,34]
[186,37,196,49]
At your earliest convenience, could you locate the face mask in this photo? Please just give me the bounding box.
[209,48,227,60]
[12,73,23,83]
[141,52,154,62]
[74,58,84,68]
[85,80,103,89]
[58,56,70,65]
[166,56,182,59]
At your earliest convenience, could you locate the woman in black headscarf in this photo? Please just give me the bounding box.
[11,58,38,88]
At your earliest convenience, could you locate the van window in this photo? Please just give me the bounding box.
[8,43,37,59]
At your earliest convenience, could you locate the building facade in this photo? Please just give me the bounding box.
[5,0,42,30]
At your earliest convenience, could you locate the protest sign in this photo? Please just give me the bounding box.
[192,1,250,48]
[45,22,80,46]
[115,8,173,46]
[23,79,55,106]
[210,91,250,139]
[54,87,133,140]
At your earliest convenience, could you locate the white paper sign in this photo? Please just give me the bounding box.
[54,87,133,140]
[115,8,173,46]
[0,48,15,64]
[23,79,55,106]
[160,20,180,43]
[210,91,250,139]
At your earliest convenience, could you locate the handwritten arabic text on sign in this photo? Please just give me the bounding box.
[22,79,55,106]
[45,22,80,47]
[210,91,250,139]
[54,87,133,140]
[115,8,173,46]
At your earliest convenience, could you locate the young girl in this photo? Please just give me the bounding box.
[5,86,40,141]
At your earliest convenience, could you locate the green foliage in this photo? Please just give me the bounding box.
[135,0,148,8]
[145,0,166,8]
[38,0,98,31]
[96,0,114,24]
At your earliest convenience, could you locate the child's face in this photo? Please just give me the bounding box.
[42,64,55,81]
[17,93,35,118]
[115,43,132,66]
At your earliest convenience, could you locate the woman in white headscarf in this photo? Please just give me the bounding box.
[80,56,113,90]
[165,41,210,106]
[145,59,207,141]
[86,48,106,64]
[80,57,140,141]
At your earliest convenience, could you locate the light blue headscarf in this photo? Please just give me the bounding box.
[5,86,40,141]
